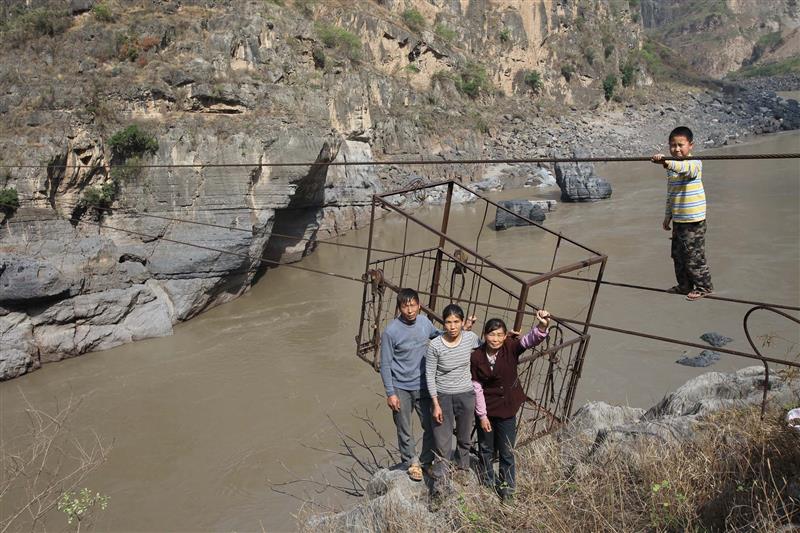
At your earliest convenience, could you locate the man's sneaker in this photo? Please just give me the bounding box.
[407,463,423,482]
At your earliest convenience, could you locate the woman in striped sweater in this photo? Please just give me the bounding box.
[426,304,480,498]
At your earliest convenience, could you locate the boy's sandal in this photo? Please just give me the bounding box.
[407,463,423,482]
[666,286,689,295]
[686,290,712,301]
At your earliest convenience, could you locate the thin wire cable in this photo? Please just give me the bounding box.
[2,152,799,170]
[0,201,365,284]
[458,260,800,311]
[49,199,401,255]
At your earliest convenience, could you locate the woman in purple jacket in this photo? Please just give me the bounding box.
[470,309,551,500]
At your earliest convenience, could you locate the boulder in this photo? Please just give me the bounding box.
[553,149,612,202]
[677,349,720,367]
[0,313,37,379]
[0,256,80,304]
[493,199,556,230]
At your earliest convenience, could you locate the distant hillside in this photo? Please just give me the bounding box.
[638,0,800,79]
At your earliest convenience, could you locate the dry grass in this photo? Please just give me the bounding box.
[454,403,800,532]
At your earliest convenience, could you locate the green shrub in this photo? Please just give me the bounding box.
[92,3,114,22]
[79,181,118,211]
[584,48,596,65]
[604,43,615,59]
[311,47,326,68]
[108,126,158,161]
[621,61,636,86]
[524,70,543,92]
[1,7,72,44]
[498,28,511,43]
[316,23,362,61]
[603,73,617,100]
[434,23,457,43]
[561,64,575,82]
[405,64,420,74]
[0,187,20,215]
[264,0,285,5]
[733,56,800,78]
[456,62,491,98]
[402,9,426,32]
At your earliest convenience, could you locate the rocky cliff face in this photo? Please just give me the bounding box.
[0,0,648,379]
[640,0,800,79]
[0,0,798,379]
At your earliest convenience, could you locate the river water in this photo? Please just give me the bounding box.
[1,132,798,531]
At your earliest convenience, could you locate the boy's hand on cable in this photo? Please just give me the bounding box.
[480,417,492,433]
[536,310,551,331]
[651,153,669,168]
[387,395,401,412]
[662,216,672,231]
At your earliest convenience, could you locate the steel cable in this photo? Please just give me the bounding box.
[1,152,799,170]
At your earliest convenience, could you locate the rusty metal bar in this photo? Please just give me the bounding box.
[557,316,800,368]
[455,260,800,312]
[428,182,454,313]
[369,246,440,266]
[582,256,607,336]
[356,198,378,348]
[524,255,607,286]
[517,336,585,364]
[454,181,605,257]
[374,196,530,285]
[513,283,531,332]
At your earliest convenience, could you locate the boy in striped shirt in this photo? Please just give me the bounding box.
[651,126,713,301]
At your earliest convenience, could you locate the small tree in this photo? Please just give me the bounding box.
[92,3,114,22]
[498,28,511,43]
[108,125,158,161]
[621,62,636,87]
[0,187,20,215]
[402,9,426,32]
[524,70,543,92]
[316,23,362,61]
[456,62,491,99]
[561,64,575,82]
[434,23,456,43]
[58,488,109,529]
[603,73,617,101]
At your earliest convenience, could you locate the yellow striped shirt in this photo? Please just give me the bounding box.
[665,159,706,223]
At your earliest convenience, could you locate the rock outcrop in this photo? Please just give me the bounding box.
[307,367,798,531]
[553,150,613,202]
[493,199,557,230]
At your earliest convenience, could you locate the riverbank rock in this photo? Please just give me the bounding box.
[307,469,440,533]
[313,367,799,531]
[556,366,799,466]
[553,150,612,202]
[493,199,557,230]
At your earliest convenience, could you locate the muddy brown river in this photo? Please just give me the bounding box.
[1,132,798,531]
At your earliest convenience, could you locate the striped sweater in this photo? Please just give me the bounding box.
[426,330,480,397]
[664,159,706,223]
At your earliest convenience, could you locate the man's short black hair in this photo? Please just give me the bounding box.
[397,288,419,307]
[669,126,694,143]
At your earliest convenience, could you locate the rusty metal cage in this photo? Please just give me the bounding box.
[356,180,607,440]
